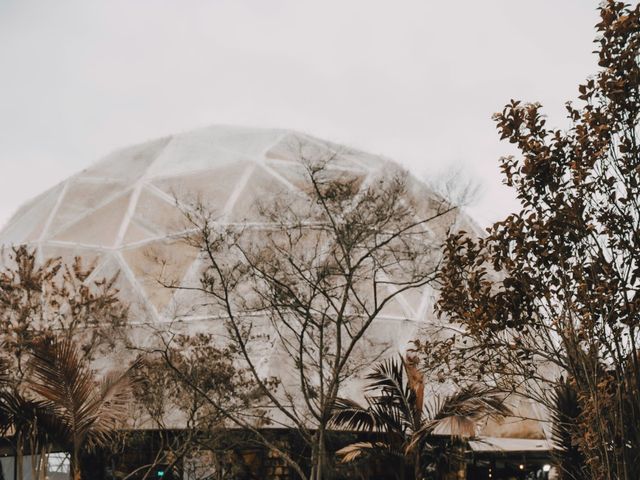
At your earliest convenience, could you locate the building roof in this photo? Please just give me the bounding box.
[469,437,552,453]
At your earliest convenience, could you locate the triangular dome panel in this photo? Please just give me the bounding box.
[80,137,171,183]
[121,239,199,316]
[46,179,128,239]
[0,184,64,244]
[51,191,132,247]
[123,188,188,244]
[151,161,252,217]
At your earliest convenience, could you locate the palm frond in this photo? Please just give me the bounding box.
[83,361,140,447]
[330,397,380,431]
[365,357,417,429]
[28,337,95,419]
[366,357,408,400]
[424,386,511,438]
[0,389,66,450]
[425,415,476,438]
[370,397,408,434]
[27,336,139,451]
[336,441,395,463]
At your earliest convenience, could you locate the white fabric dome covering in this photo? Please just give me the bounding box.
[0,125,552,440]
[0,125,449,327]
[0,125,478,408]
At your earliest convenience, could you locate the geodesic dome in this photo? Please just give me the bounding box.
[0,125,551,440]
[0,126,451,336]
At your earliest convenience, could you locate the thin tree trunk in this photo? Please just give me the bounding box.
[311,427,327,480]
[16,433,23,480]
[413,449,421,480]
[71,447,81,480]
[455,441,466,480]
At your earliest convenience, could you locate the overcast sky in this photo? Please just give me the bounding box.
[0,0,601,229]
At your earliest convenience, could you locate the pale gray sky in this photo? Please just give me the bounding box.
[0,0,600,228]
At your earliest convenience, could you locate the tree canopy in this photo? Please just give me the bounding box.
[430,2,640,478]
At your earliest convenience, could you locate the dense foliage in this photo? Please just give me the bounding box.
[431,1,640,478]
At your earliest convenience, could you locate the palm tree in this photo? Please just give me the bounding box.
[330,356,510,480]
[27,336,139,480]
[0,355,57,480]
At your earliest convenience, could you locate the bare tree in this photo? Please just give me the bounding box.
[159,149,460,480]
[423,164,483,210]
